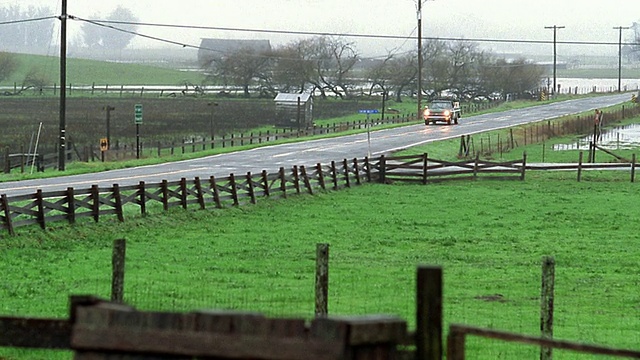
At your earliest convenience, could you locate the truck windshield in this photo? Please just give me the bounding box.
[429,102,450,110]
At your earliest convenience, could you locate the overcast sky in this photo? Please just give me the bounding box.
[8,0,640,58]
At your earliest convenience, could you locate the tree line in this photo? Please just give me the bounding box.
[200,36,547,102]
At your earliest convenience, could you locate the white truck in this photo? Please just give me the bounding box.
[423,99,461,125]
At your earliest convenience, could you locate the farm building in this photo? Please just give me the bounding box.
[197,39,272,65]
[274,93,313,128]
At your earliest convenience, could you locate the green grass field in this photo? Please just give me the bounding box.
[1,170,638,359]
[4,53,204,86]
[1,55,639,359]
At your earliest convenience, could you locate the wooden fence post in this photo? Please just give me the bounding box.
[416,265,443,360]
[35,189,46,230]
[353,158,361,185]
[66,187,76,224]
[194,177,205,210]
[446,326,466,360]
[179,178,188,209]
[246,172,257,204]
[315,243,329,317]
[379,155,386,184]
[577,152,584,182]
[229,173,239,206]
[161,180,169,211]
[1,194,14,235]
[422,153,428,185]
[364,157,372,183]
[209,176,222,208]
[279,167,287,198]
[331,161,338,190]
[521,152,527,181]
[343,159,351,188]
[293,165,301,194]
[91,185,100,223]
[113,184,124,222]
[138,181,147,215]
[300,166,313,195]
[261,170,270,197]
[111,239,126,303]
[316,163,326,190]
[631,154,636,183]
[540,256,555,360]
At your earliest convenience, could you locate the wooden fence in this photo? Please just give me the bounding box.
[5,151,639,235]
[0,158,374,235]
[378,153,527,184]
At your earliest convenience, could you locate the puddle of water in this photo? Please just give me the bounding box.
[553,123,640,151]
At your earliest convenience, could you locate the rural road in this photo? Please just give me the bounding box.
[0,93,632,197]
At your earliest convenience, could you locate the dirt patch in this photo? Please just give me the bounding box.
[474,294,508,303]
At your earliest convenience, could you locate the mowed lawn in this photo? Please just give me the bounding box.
[0,170,639,359]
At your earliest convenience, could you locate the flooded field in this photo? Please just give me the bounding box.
[553,123,640,151]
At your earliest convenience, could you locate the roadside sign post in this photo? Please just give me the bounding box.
[100,138,108,162]
[134,104,143,159]
[358,109,379,158]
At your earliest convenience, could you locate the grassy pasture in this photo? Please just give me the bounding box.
[1,171,639,359]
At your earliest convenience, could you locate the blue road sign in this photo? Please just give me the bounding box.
[358,109,379,114]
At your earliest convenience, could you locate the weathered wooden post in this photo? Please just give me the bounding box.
[416,265,443,360]
[631,154,636,183]
[315,243,329,317]
[540,256,555,360]
[111,239,126,303]
[577,151,584,182]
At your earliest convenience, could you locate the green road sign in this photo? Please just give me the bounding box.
[134,104,143,124]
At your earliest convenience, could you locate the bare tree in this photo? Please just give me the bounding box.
[366,52,418,102]
[270,43,315,93]
[206,48,272,98]
[0,52,19,83]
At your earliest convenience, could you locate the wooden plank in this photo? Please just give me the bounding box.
[0,317,71,349]
[72,326,344,360]
[331,161,338,189]
[317,163,326,190]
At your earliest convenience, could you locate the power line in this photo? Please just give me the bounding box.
[0,16,58,26]
[85,18,640,47]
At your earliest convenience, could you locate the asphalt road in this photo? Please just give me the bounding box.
[0,93,632,197]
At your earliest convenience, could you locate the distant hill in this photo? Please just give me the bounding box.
[2,51,206,86]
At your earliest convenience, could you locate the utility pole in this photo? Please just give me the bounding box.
[417,0,423,120]
[58,0,67,171]
[614,26,630,93]
[544,25,564,95]
[104,105,115,149]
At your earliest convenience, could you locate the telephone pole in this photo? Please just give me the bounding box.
[614,26,630,93]
[417,0,423,119]
[544,25,565,95]
[58,0,68,171]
